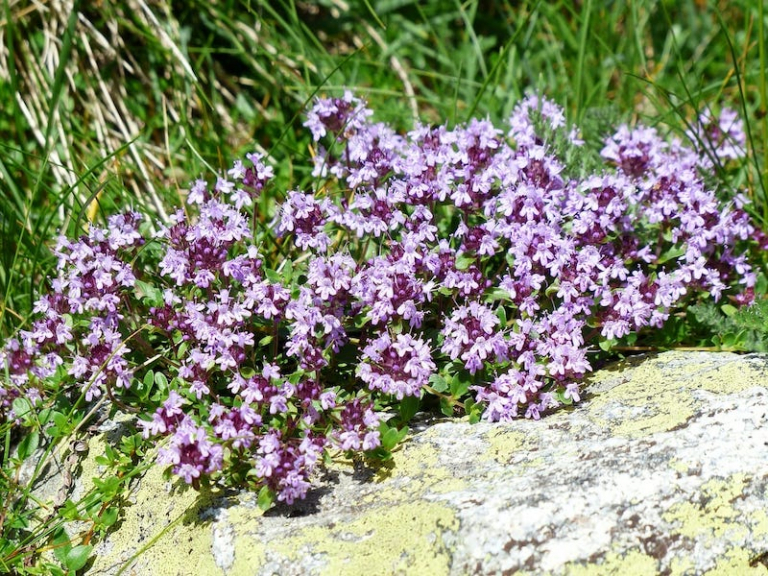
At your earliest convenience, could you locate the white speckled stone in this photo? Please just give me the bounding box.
[32,352,768,575]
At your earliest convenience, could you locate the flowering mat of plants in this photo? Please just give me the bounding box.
[1,93,757,515]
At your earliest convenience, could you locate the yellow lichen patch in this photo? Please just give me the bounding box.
[750,509,768,538]
[481,425,528,464]
[87,458,222,575]
[703,548,768,575]
[226,506,267,573]
[429,477,470,494]
[378,438,440,481]
[668,458,690,474]
[668,555,697,575]
[662,475,749,541]
[582,352,752,438]
[562,549,659,575]
[269,501,458,576]
[366,436,465,501]
[698,359,767,395]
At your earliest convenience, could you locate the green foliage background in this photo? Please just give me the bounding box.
[2,0,768,337]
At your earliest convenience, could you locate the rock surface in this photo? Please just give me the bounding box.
[36,351,768,575]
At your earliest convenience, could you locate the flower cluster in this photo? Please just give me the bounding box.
[1,93,757,506]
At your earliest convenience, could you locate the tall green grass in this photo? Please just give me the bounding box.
[1,0,766,337]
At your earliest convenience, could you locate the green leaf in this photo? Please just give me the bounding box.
[154,372,168,393]
[483,287,511,302]
[455,255,475,270]
[37,408,55,426]
[99,507,119,528]
[264,268,281,283]
[365,446,393,461]
[658,245,686,264]
[495,305,507,327]
[64,544,92,571]
[554,388,574,406]
[280,259,293,283]
[135,279,163,306]
[449,373,470,398]
[721,304,738,317]
[47,411,69,437]
[16,431,39,461]
[463,398,483,424]
[51,526,71,564]
[397,396,420,423]
[52,412,69,429]
[598,338,617,352]
[428,373,449,393]
[11,397,33,422]
[257,486,275,511]
[41,563,67,576]
[379,424,408,451]
[439,397,455,417]
[7,514,28,530]
[544,281,560,298]
[93,476,123,503]
[94,453,111,467]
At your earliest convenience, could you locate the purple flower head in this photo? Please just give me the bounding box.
[157,415,224,484]
[253,430,327,504]
[601,125,667,178]
[441,302,508,375]
[351,254,431,327]
[303,90,373,141]
[358,333,435,399]
[209,403,261,449]
[335,398,381,452]
[227,152,275,208]
[1,89,759,511]
[686,107,747,163]
[140,389,187,438]
[277,190,332,252]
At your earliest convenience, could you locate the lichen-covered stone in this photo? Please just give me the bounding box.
[37,351,768,574]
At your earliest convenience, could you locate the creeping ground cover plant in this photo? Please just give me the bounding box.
[0,93,760,510]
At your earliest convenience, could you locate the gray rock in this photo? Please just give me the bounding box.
[36,351,768,574]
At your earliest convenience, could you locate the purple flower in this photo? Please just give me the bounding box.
[333,398,381,451]
[358,333,435,399]
[157,415,224,484]
[303,90,373,141]
[441,302,508,374]
[686,107,747,163]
